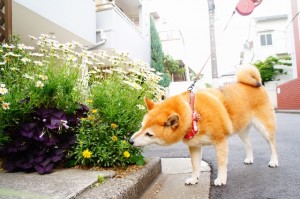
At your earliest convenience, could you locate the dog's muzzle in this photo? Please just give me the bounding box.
[129,138,134,145]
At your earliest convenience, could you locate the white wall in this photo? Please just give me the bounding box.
[253,17,288,61]
[265,65,294,108]
[96,8,151,64]
[15,0,96,43]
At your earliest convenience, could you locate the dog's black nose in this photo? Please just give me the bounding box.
[129,139,134,145]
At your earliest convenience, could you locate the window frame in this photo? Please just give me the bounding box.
[260,33,273,47]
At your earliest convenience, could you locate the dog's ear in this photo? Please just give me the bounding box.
[144,97,155,111]
[165,114,180,129]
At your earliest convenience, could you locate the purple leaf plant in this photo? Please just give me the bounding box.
[0,104,89,174]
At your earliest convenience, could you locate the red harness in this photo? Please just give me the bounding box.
[184,92,201,139]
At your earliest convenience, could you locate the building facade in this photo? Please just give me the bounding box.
[10,0,151,64]
[276,0,300,110]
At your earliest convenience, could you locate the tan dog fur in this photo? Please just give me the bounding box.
[130,65,278,186]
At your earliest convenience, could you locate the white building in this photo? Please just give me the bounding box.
[151,16,191,81]
[241,15,290,64]
[222,14,294,108]
[12,0,151,64]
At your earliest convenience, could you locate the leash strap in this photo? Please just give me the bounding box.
[185,92,200,139]
[187,54,211,91]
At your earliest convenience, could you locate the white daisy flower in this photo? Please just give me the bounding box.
[136,104,145,110]
[35,80,44,88]
[0,87,8,95]
[2,102,10,110]
[23,73,34,80]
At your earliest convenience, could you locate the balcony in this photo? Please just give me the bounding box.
[11,0,151,64]
[95,0,151,64]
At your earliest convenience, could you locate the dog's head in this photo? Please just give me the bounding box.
[129,96,190,147]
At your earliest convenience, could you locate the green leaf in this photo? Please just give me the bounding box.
[136,159,145,166]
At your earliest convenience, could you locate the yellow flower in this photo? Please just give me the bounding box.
[82,149,92,159]
[88,115,94,121]
[123,151,130,158]
[81,117,86,121]
[87,99,93,103]
[111,123,118,129]
[5,57,11,62]
[92,109,97,113]
[112,135,118,142]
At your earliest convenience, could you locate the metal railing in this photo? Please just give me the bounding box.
[0,0,12,43]
[96,1,142,36]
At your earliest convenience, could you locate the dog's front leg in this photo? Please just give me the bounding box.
[185,146,202,185]
[214,139,228,186]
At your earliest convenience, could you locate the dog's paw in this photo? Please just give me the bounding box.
[269,160,279,168]
[244,158,253,165]
[185,177,199,185]
[214,178,227,186]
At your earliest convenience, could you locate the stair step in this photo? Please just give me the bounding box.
[140,158,211,199]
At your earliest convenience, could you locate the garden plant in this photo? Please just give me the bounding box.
[0,34,165,174]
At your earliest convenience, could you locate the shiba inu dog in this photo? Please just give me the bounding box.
[129,65,278,186]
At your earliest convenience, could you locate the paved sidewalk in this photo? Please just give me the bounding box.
[0,168,114,199]
[0,157,161,199]
[0,157,211,199]
[141,158,211,199]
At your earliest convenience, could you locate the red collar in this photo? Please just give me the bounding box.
[185,92,201,139]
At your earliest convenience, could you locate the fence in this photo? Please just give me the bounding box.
[0,0,12,43]
[277,78,300,110]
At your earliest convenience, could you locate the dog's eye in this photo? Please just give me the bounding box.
[145,132,153,137]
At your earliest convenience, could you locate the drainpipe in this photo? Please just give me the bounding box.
[86,29,107,50]
[291,0,300,78]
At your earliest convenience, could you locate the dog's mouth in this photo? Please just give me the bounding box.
[129,136,168,147]
[128,138,135,146]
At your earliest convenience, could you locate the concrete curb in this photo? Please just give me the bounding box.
[140,158,211,199]
[76,157,162,199]
[276,110,300,114]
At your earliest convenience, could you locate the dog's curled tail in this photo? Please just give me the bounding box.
[236,65,262,87]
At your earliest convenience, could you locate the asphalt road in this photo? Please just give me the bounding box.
[143,113,300,199]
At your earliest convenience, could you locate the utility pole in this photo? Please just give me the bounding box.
[207,0,218,78]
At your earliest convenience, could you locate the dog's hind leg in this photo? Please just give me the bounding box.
[185,146,202,185]
[214,139,228,186]
[252,110,278,168]
[238,125,254,164]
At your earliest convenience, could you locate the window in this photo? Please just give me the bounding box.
[260,33,273,46]
[159,30,181,41]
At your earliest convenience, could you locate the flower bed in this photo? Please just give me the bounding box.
[0,35,164,174]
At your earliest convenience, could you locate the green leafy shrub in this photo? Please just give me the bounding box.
[150,16,171,87]
[164,54,185,81]
[0,35,88,173]
[69,57,165,167]
[254,55,291,84]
